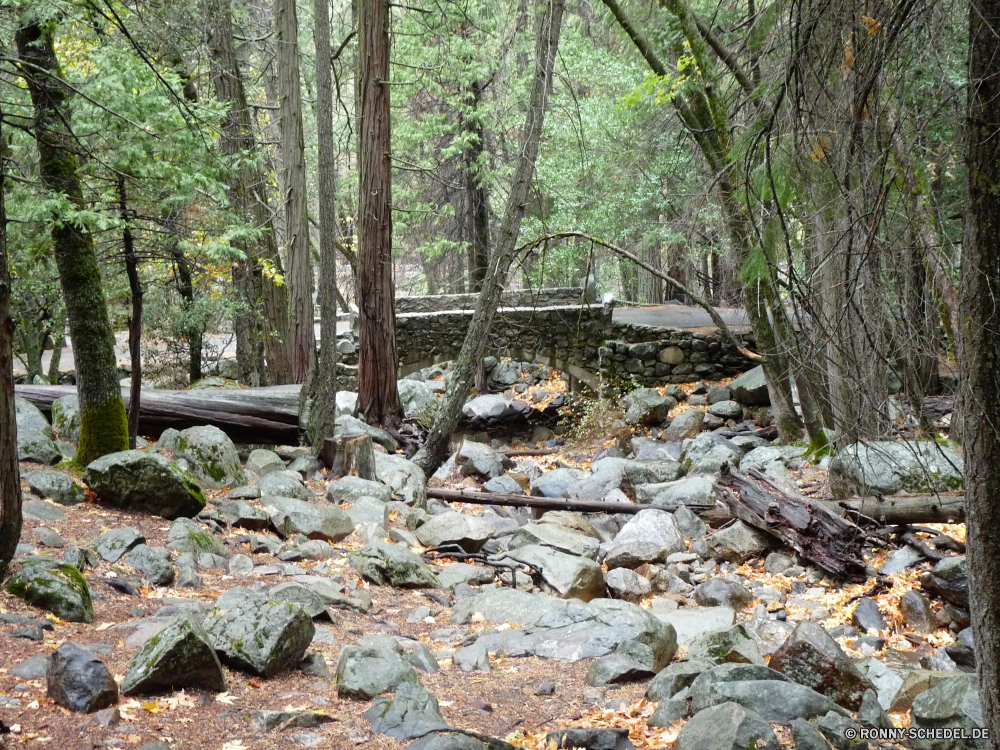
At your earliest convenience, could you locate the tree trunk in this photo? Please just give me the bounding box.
[465,80,491,291]
[414,0,566,474]
[961,0,1000,740]
[0,111,21,572]
[303,0,340,448]
[168,235,202,384]
[118,176,143,449]
[276,0,316,383]
[207,0,293,386]
[16,15,129,465]
[356,0,401,426]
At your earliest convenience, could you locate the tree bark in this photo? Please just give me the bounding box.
[465,80,491,292]
[276,0,317,383]
[413,0,566,474]
[207,0,293,386]
[303,0,340,448]
[118,176,142,449]
[16,14,129,465]
[961,0,1000,740]
[0,110,21,572]
[356,0,401,426]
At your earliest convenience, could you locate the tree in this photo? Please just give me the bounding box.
[16,13,129,465]
[356,0,401,426]
[302,0,340,447]
[414,0,566,473]
[961,0,1000,739]
[275,0,316,383]
[0,107,21,572]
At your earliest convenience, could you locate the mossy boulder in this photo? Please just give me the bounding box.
[172,425,245,489]
[18,431,62,465]
[7,561,95,622]
[829,441,964,499]
[16,397,51,436]
[167,517,226,558]
[52,395,81,442]
[204,597,315,677]
[349,541,440,589]
[83,450,205,519]
[121,615,226,694]
[25,469,86,506]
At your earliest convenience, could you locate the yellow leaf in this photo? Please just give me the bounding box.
[43,614,66,626]
[142,700,164,714]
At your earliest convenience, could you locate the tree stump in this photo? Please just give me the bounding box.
[320,432,376,480]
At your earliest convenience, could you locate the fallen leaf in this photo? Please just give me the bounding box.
[221,741,248,750]
[215,692,236,705]
[248,677,262,689]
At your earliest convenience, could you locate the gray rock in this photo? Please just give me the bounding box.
[204,597,315,677]
[689,663,790,710]
[176,567,201,588]
[437,563,496,590]
[375,453,427,507]
[901,591,937,634]
[663,409,704,442]
[84,450,205,519]
[707,521,771,564]
[172,425,245,489]
[586,654,654,686]
[504,544,606,601]
[213,499,270,531]
[454,641,491,672]
[621,388,675,425]
[647,659,714,702]
[770,622,875,710]
[605,509,685,567]
[688,624,764,665]
[605,568,652,602]
[407,735,489,750]
[911,676,987,750]
[880,545,923,575]
[269,582,326,618]
[335,390,358,416]
[744,605,795,656]
[167,517,226,557]
[416,511,495,552]
[708,400,742,420]
[336,643,419,700]
[22,499,66,521]
[510,522,600,560]
[851,597,887,633]
[397,379,439,424]
[647,697,689,725]
[921,555,969,608]
[858,689,893,729]
[363,682,449,741]
[47,642,118,713]
[530,467,587,498]
[7,561,94,622]
[250,709,334,733]
[764,552,794,575]
[258,471,313,500]
[121,615,225,694]
[246,448,284,478]
[636,475,717,508]
[698,679,844,723]
[857,658,904,710]
[16,397,51,435]
[336,414,398,452]
[546,728,635,750]
[462,393,511,420]
[12,653,51,680]
[26,470,85,506]
[127,545,175,586]
[265,496,354,542]
[327,475,392,505]
[674,702,778,750]
[91,527,146,562]
[789,719,834,750]
[729,367,770,406]
[482,474,524,495]
[32,527,66,548]
[830,441,964,499]
[812,711,867,750]
[342,496,390,528]
[296,540,337,560]
[681,433,742,474]
[457,441,505,479]
[694,578,753,610]
[349,540,440,588]
[228,554,254,575]
[18,430,62,464]
[51,395,80,442]
[654,606,735,645]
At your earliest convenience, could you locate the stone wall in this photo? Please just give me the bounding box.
[394,287,590,314]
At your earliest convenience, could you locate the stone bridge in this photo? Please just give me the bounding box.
[336,287,756,390]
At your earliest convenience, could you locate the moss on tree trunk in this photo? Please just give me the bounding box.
[16,15,128,466]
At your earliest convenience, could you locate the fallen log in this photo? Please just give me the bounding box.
[498,448,559,457]
[426,486,713,515]
[716,464,869,583]
[827,493,965,525]
[15,384,302,445]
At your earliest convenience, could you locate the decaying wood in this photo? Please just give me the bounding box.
[498,448,559,457]
[827,493,965,525]
[716,464,869,583]
[427,487,711,515]
[320,432,376,480]
[16,384,301,444]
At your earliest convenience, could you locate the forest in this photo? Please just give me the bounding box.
[1,0,1000,748]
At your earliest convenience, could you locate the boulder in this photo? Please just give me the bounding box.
[688,664,790,710]
[343,496,390,528]
[336,391,358,416]
[18,431,61,464]
[654,606,735,645]
[126,545,175,586]
[47,642,118,713]
[51,395,81,442]
[546,728,636,750]
[265,497,354,542]
[397,379,438,425]
[707,521,771,564]
[167,517,226,557]
[708,400,743,420]
[504,544,606,601]
[829,441,964,499]
[637,475,717,508]
[608,509,685,564]
[911,676,987,750]
[510,522,600,560]
[605,568,652,602]
[375,453,427,507]
[921,556,969,608]
[851,597,887,633]
[900,591,937,634]
[349,540,440,588]
[172,425,245,489]
[530,467,587,498]
[770,622,875,710]
[415,511,495,552]
[694,578,753,610]
[688,624,764,665]
[674,702,778,750]
[336,643,419,700]
[121,615,226,694]
[7,561,94,622]
[729,366,769,406]
[621,388,675,425]
[694,679,844,723]
[336,414,398,452]
[681,433,742,474]
[482,474,524,495]
[363,682,449,741]
[327,475,392,505]
[26,470,85,506]
[268,582,326,619]
[663,409,704,442]
[257,471,312,500]
[245,449,284,478]
[84,450,205,519]
[91,527,146,562]
[437,563,496,590]
[648,659,715,702]
[204,595,315,677]
[457,441,506,479]
[462,393,511,420]
[16,397,51,436]
[213,499,270,531]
